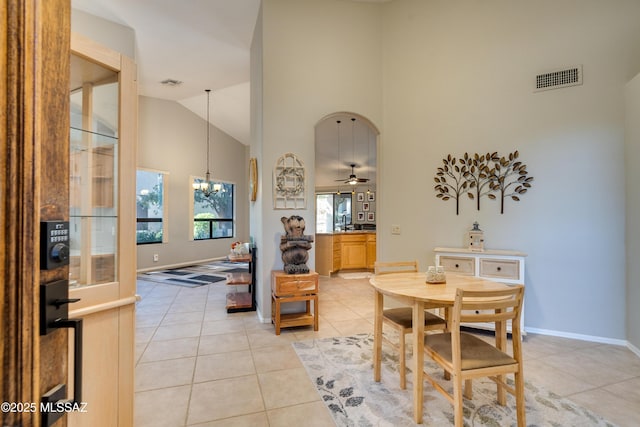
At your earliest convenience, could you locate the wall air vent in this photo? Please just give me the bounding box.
[534,65,582,92]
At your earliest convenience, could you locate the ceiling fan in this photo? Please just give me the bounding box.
[336,163,369,186]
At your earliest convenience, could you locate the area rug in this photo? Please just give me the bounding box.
[138,260,249,287]
[293,334,617,427]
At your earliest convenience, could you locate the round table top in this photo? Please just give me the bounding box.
[369,272,514,305]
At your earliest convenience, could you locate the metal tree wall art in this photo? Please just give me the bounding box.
[461,151,499,211]
[434,154,470,215]
[489,150,533,214]
[433,150,534,214]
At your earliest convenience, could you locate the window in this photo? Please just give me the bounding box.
[315,192,352,233]
[193,180,234,240]
[136,170,165,244]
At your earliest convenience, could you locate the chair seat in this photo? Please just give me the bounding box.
[425,332,516,370]
[383,307,445,329]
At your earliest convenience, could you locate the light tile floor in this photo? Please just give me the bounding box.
[134,275,640,426]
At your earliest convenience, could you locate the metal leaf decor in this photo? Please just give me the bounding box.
[489,150,534,214]
[434,150,533,214]
[461,151,499,211]
[434,154,469,215]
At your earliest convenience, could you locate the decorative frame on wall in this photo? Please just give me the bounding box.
[273,153,306,209]
[249,157,258,202]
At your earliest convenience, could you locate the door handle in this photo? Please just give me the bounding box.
[54,318,83,403]
[40,280,83,426]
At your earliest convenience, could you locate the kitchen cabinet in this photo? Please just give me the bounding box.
[315,232,376,275]
[366,233,377,269]
[434,247,526,335]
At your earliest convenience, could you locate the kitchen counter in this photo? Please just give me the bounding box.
[316,231,376,275]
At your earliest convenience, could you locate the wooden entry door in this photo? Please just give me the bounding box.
[1,3,137,426]
[2,1,72,425]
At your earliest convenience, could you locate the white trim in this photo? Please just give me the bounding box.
[526,327,627,346]
[627,341,640,358]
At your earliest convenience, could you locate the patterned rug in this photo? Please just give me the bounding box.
[293,334,617,427]
[138,260,249,287]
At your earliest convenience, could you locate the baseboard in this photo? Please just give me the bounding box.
[136,256,228,273]
[526,326,628,346]
[627,341,640,358]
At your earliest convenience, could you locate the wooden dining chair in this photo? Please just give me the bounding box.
[422,285,526,427]
[374,260,447,389]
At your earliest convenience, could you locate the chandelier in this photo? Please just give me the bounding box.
[193,89,221,197]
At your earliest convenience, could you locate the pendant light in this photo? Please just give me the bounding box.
[336,119,342,195]
[349,118,357,187]
[193,89,221,197]
[366,124,371,195]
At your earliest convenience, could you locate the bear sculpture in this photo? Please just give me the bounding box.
[280,215,314,274]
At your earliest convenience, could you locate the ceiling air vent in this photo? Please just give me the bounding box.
[534,65,582,92]
[160,78,183,86]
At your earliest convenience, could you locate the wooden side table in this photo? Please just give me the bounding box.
[271,270,319,335]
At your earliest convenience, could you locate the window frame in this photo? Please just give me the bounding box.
[191,177,236,241]
[136,168,168,245]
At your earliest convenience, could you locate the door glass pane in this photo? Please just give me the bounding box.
[69,54,119,287]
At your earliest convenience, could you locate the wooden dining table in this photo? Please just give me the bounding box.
[369,271,517,424]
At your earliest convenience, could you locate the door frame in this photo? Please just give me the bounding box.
[67,32,138,426]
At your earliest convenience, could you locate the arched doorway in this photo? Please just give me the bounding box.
[314,112,379,275]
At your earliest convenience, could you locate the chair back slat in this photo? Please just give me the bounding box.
[451,286,525,329]
[460,311,514,324]
[374,260,419,275]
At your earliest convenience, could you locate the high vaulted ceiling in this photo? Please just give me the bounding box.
[72,0,260,145]
[71,0,386,188]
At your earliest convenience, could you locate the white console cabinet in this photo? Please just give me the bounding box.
[434,247,527,335]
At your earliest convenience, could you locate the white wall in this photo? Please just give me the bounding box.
[137,96,249,270]
[254,0,383,320]
[256,0,640,340]
[380,0,640,341]
[626,73,640,351]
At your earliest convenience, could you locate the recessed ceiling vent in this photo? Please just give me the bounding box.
[160,78,183,86]
[534,65,582,92]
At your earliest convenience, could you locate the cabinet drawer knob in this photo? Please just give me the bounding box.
[455,264,459,268]
[497,266,502,271]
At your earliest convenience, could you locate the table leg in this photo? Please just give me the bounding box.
[373,291,383,382]
[412,300,425,424]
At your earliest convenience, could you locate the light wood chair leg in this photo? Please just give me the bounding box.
[453,374,464,427]
[515,371,526,426]
[463,379,473,399]
[399,329,406,389]
[497,374,506,405]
